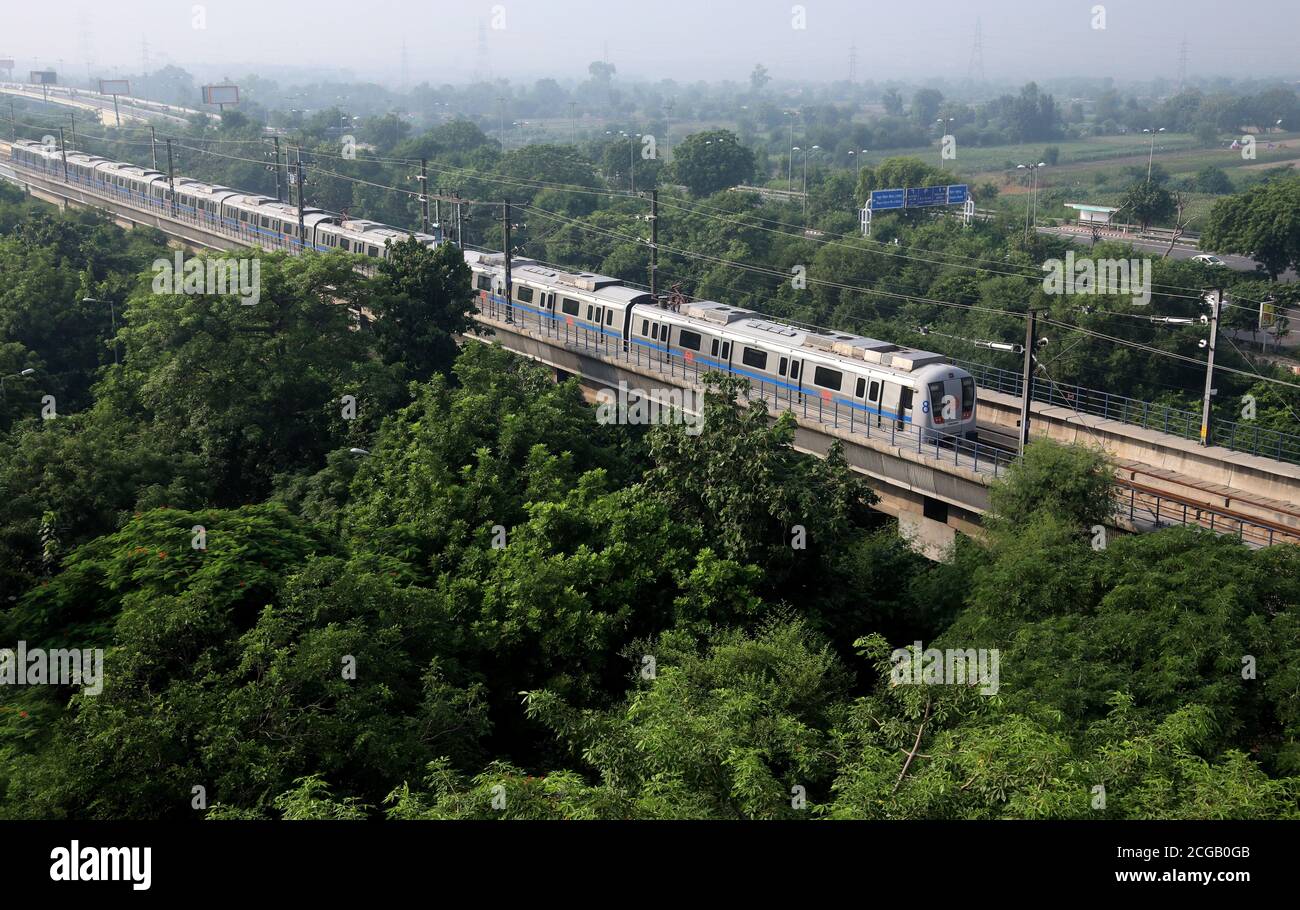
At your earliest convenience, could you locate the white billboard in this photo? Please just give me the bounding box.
[98,79,131,96]
[29,70,58,85]
[202,84,240,105]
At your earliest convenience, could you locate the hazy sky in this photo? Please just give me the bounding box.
[4,0,1298,86]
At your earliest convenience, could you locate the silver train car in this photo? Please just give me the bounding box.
[463,250,978,441]
[8,138,443,256]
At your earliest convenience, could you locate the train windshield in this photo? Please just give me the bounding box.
[961,377,975,419]
[928,382,946,424]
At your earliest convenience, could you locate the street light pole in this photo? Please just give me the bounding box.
[1143,127,1166,182]
[0,368,36,400]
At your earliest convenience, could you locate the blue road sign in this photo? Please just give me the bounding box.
[869,184,970,211]
[905,185,948,208]
[869,188,905,210]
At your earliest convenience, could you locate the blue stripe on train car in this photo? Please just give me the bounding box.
[484,293,625,340]
[625,336,913,424]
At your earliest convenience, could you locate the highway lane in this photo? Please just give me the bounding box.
[1036,224,1296,281]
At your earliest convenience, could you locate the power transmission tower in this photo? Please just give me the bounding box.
[967,18,985,82]
[848,42,857,83]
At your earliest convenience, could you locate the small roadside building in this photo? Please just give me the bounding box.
[1065,203,1120,225]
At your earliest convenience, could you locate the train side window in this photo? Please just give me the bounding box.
[813,366,843,392]
[741,346,768,370]
[679,330,702,351]
[476,275,492,292]
[789,361,799,380]
[651,323,658,340]
[961,376,975,417]
[856,377,866,398]
[661,326,671,345]
[586,305,594,321]
[606,309,614,325]
[711,339,719,356]
[516,285,534,304]
[641,319,649,335]
[779,357,788,376]
[720,342,730,359]
[869,380,880,402]
[562,298,580,316]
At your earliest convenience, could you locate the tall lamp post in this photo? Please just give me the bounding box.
[847,148,869,179]
[0,367,36,400]
[1015,162,1046,239]
[936,117,954,168]
[793,144,820,224]
[1142,126,1166,182]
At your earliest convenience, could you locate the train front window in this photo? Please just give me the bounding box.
[929,382,946,424]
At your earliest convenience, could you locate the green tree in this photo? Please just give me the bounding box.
[1201,176,1300,279]
[671,130,757,196]
[1118,178,1176,231]
[368,237,475,381]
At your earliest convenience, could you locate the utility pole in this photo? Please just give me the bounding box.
[569,100,576,145]
[57,126,69,181]
[149,125,158,170]
[455,195,463,247]
[68,111,76,149]
[271,136,281,202]
[296,149,305,251]
[419,157,429,235]
[503,198,513,322]
[649,189,658,299]
[165,137,175,216]
[1018,309,1037,454]
[1199,288,1222,447]
[8,97,16,142]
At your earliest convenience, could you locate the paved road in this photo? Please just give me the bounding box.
[1036,224,1296,281]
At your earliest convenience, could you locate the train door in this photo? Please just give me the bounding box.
[897,386,914,430]
[881,383,901,429]
[788,357,803,403]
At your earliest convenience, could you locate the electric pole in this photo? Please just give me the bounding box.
[57,126,69,181]
[68,111,76,149]
[503,198,513,322]
[271,136,281,202]
[296,149,305,250]
[1018,309,1037,454]
[419,157,429,235]
[649,189,658,299]
[149,125,158,170]
[9,97,16,142]
[455,195,463,247]
[165,137,176,216]
[1199,288,1222,447]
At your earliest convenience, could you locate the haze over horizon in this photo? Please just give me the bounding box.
[3,0,1298,89]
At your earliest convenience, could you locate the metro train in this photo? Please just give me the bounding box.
[8,138,443,255]
[8,137,977,441]
[464,250,978,440]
